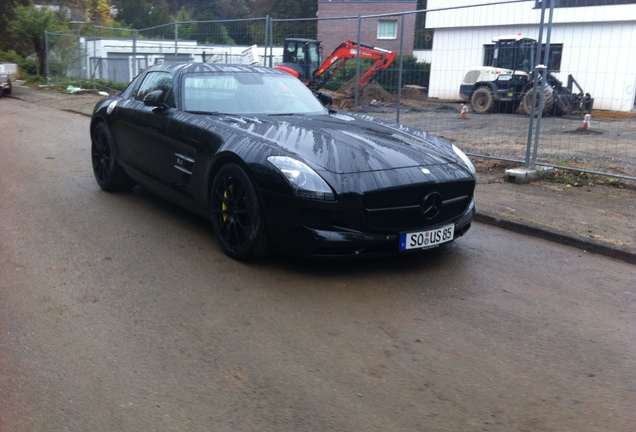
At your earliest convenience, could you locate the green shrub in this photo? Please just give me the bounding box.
[375,55,430,92]
[320,59,373,92]
[319,55,430,93]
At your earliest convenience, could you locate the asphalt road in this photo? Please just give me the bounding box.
[1,97,634,431]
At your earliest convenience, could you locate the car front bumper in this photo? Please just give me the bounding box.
[261,192,476,259]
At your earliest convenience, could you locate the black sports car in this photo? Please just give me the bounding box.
[90,63,476,260]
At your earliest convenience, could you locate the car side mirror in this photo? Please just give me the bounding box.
[143,90,168,109]
[317,91,333,107]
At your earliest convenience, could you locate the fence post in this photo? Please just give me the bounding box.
[525,0,547,168]
[45,31,50,85]
[91,26,96,87]
[396,13,406,124]
[132,28,138,78]
[265,15,272,67]
[77,30,83,83]
[174,21,179,61]
[531,1,555,169]
[354,15,362,113]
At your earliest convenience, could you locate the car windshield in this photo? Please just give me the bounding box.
[182,71,328,116]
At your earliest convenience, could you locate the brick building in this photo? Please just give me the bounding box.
[317,0,418,56]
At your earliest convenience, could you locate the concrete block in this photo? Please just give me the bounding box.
[504,167,554,184]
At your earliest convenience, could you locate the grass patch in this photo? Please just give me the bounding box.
[549,168,625,188]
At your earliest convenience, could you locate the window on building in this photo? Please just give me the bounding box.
[414,29,434,50]
[377,20,398,40]
[535,0,636,7]
[414,0,433,50]
[483,43,563,72]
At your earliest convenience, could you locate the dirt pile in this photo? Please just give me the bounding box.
[330,79,394,109]
[329,80,431,110]
[401,85,427,100]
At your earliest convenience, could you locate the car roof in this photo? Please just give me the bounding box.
[143,62,284,77]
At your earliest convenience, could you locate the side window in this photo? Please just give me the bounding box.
[483,44,495,67]
[540,43,563,72]
[308,43,320,73]
[286,42,304,64]
[134,71,175,107]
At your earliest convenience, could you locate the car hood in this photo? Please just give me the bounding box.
[220,112,465,175]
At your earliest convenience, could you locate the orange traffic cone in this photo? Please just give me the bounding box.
[460,105,468,120]
[583,113,591,130]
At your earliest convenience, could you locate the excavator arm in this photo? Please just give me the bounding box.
[310,40,396,91]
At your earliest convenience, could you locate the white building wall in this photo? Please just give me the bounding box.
[427,0,635,27]
[425,0,636,111]
[412,50,432,64]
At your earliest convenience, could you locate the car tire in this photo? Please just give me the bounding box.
[210,163,272,261]
[91,122,135,191]
[522,87,555,117]
[470,87,494,114]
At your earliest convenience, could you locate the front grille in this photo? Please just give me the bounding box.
[299,181,475,233]
[463,70,481,85]
[363,181,474,230]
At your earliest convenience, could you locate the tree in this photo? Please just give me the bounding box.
[0,0,31,51]
[250,0,317,44]
[249,0,317,19]
[9,4,66,75]
[162,0,250,20]
[116,0,170,30]
[210,0,250,20]
[175,6,195,39]
[47,30,82,77]
[87,0,114,27]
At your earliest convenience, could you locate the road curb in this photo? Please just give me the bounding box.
[475,212,636,265]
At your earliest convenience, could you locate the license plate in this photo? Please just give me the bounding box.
[399,224,455,251]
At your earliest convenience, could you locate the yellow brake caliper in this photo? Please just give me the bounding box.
[222,182,233,222]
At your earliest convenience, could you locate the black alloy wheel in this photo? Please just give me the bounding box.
[210,163,271,260]
[91,122,135,191]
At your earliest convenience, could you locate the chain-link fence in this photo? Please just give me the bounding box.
[45,30,84,84]
[45,0,635,181]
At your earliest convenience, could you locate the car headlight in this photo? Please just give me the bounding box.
[267,156,335,201]
[452,144,476,176]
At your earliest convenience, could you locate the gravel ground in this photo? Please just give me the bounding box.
[365,104,636,180]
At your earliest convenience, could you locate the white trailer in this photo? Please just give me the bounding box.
[0,63,18,97]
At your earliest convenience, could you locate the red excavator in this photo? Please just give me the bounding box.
[275,38,396,91]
